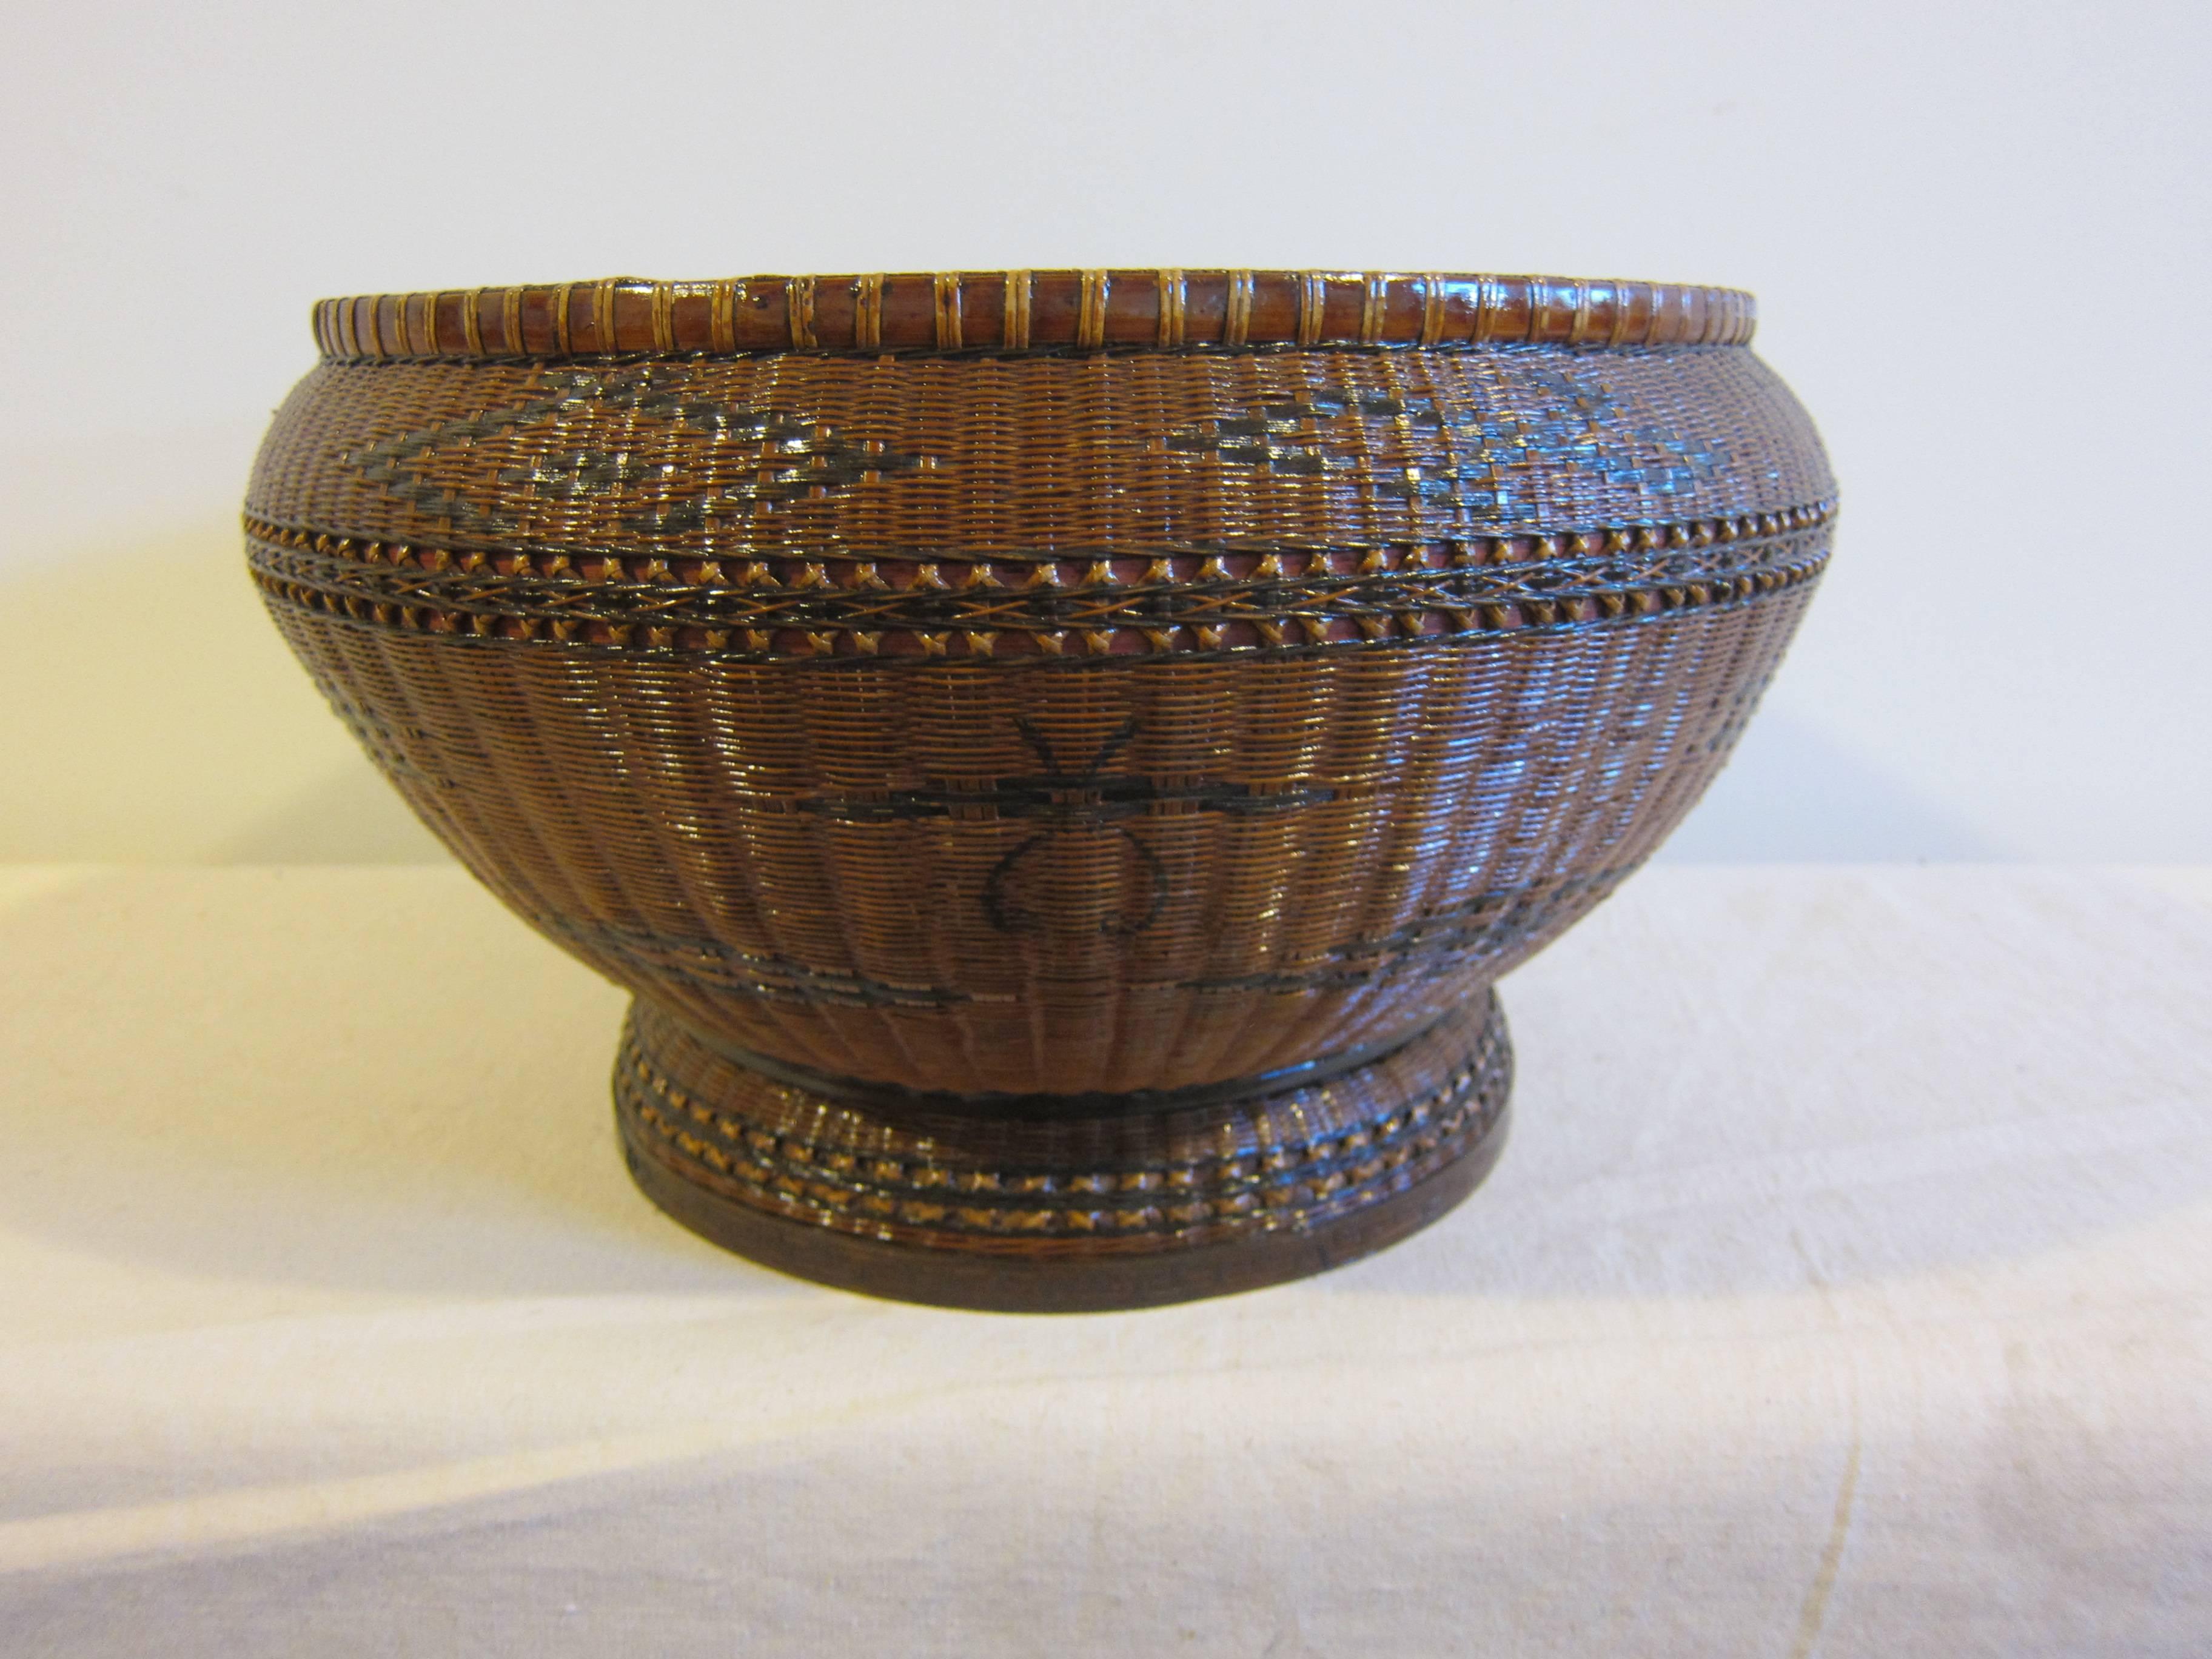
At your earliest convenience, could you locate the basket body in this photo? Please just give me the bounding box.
[249,270,1832,1305]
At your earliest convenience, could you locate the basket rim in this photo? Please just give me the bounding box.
[312,269,1757,363]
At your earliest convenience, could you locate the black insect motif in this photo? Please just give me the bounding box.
[980,717,1168,938]
[792,716,1336,940]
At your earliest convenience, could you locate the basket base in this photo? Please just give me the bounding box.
[614,994,1513,1313]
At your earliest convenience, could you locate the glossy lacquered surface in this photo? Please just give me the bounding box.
[312,269,1758,361]
[249,269,1832,1305]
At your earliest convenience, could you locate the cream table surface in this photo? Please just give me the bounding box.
[1,863,2207,1657]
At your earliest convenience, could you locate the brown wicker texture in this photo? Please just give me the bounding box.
[248,269,1832,1307]
[615,991,1512,1310]
[311,270,1757,363]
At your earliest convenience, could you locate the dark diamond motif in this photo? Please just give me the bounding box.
[344,366,930,540]
[1164,370,1728,524]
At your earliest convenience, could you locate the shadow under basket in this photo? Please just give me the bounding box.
[614,992,1514,1312]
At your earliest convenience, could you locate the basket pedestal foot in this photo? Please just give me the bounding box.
[614,993,1513,1312]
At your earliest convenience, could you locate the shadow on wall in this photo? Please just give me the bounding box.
[1656,703,2003,863]
[215,762,453,864]
[0,517,448,865]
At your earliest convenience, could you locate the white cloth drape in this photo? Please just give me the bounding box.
[2,865,2206,1656]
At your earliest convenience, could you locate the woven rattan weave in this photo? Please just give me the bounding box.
[250,269,1833,1309]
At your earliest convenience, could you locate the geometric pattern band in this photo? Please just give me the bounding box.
[615,990,1512,1245]
[248,500,1832,660]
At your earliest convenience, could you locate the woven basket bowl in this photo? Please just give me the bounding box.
[249,269,1832,1309]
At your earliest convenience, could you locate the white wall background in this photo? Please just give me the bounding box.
[2,0,2205,863]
